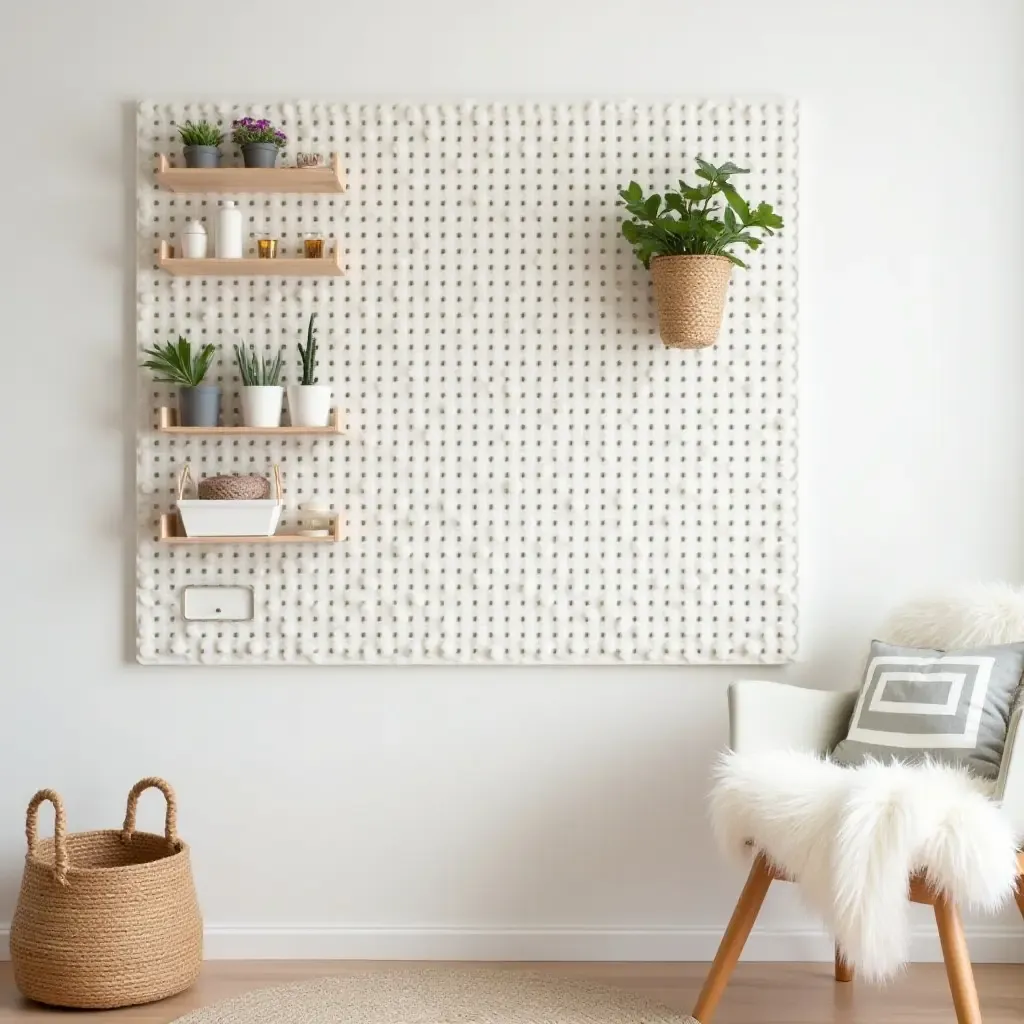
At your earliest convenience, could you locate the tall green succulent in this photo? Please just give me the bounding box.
[141,336,216,387]
[297,313,319,385]
[234,344,283,386]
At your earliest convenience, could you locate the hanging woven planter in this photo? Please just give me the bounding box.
[650,254,733,349]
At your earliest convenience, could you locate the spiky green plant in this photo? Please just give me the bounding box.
[141,336,216,387]
[176,120,224,148]
[234,344,283,386]
[297,312,319,385]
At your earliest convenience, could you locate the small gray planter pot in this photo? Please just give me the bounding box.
[178,385,221,427]
[183,146,221,169]
[241,143,279,168]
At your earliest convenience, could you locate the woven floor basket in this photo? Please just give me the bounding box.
[650,254,733,349]
[197,473,269,500]
[10,778,202,1009]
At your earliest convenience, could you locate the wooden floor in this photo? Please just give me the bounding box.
[0,960,1021,1023]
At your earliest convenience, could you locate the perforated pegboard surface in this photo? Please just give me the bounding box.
[136,99,798,665]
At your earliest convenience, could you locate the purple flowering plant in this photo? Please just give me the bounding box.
[231,117,287,149]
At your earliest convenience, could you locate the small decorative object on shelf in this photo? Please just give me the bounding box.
[618,158,784,349]
[256,234,277,259]
[215,200,243,259]
[288,312,332,427]
[176,119,224,168]
[141,336,219,427]
[303,233,325,259]
[296,152,324,169]
[181,219,207,259]
[234,344,284,427]
[176,464,282,537]
[197,472,270,500]
[231,116,286,168]
[298,499,333,537]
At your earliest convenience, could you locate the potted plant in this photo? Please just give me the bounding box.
[234,344,284,427]
[176,120,224,169]
[231,117,286,168]
[287,313,332,426]
[141,336,219,427]
[618,158,784,349]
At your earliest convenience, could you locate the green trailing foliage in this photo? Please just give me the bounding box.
[297,312,319,385]
[176,119,224,148]
[618,158,784,269]
[234,344,283,386]
[141,336,216,387]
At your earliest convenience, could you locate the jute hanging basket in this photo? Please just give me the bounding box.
[650,254,733,349]
[10,778,202,1009]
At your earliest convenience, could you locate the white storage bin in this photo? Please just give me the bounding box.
[177,499,282,537]
[175,464,284,537]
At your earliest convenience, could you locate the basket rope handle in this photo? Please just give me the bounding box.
[122,777,182,851]
[25,789,70,886]
[177,464,193,501]
[273,464,283,503]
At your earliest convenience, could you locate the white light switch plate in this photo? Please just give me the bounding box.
[182,586,255,621]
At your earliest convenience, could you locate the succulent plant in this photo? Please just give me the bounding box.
[176,120,224,148]
[234,345,283,386]
[297,313,319,385]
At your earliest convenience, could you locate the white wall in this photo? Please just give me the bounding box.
[2,0,1023,960]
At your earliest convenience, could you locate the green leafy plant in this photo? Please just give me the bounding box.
[618,158,784,269]
[234,345,283,386]
[297,313,319,385]
[141,336,216,387]
[176,120,224,148]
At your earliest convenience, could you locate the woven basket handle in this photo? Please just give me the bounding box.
[177,464,193,501]
[122,777,182,851]
[25,789,70,886]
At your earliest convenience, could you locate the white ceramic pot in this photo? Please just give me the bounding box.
[287,384,332,427]
[241,385,284,427]
[181,219,208,259]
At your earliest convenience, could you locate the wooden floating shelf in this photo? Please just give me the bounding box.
[155,153,346,193]
[158,239,343,277]
[158,512,343,544]
[156,406,344,435]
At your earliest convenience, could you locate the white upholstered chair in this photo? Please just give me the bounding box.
[691,678,1024,1024]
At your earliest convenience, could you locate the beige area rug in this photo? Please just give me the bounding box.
[169,967,699,1024]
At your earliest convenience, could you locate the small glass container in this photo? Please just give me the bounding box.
[298,500,332,537]
[303,233,325,260]
[257,236,278,259]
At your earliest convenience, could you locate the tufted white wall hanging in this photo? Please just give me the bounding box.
[135,99,798,666]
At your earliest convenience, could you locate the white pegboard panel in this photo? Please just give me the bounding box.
[136,99,798,665]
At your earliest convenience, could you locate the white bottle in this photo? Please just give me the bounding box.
[181,219,207,259]
[215,201,243,258]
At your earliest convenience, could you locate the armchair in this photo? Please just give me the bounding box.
[692,678,1024,1024]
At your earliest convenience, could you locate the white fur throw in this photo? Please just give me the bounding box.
[710,750,1020,982]
[881,581,1024,649]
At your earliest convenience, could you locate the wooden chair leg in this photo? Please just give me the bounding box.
[691,853,774,1024]
[834,942,853,982]
[934,895,982,1024]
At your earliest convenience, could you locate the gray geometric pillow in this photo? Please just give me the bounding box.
[830,640,1024,779]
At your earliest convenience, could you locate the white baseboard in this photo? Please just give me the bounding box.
[2,924,1022,962]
